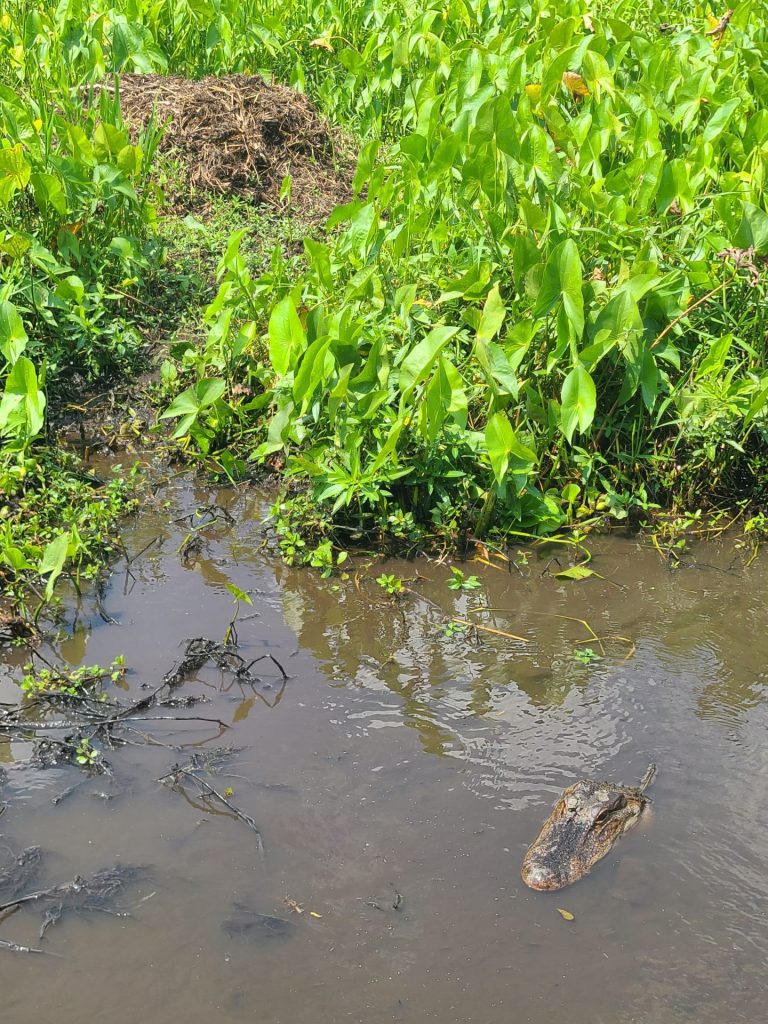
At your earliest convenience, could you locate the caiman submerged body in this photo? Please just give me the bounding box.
[522,764,656,891]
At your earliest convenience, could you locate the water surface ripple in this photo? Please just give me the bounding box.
[1,486,766,1024]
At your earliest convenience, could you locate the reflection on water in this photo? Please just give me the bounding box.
[1,479,767,1024]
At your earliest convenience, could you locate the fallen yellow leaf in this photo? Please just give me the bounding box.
[562,71,590,98]
[309,910,323,918]
[557,908,575,921]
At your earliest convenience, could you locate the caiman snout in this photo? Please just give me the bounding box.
[521,860,565,892]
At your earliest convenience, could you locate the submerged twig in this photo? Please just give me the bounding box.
[0,935,65,957]
[158,753,264,856]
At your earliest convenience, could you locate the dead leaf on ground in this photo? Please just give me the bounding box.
[557,908,575,921]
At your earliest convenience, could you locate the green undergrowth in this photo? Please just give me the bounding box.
[0,451,137,607]
[2,0,768,593]
[153,0,768,554]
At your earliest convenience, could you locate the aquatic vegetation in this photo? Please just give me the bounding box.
[447,568,482,592]
[376,572,405,595]
[20,655,125,697]
[1,0,768,590]
[154,1,768,545]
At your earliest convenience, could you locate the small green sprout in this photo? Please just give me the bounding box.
[448,568,482,591]
[376,573,404,595]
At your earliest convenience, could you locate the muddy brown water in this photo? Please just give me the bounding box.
[1,478,767,1023]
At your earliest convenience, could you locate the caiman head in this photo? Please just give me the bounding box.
[521,766,655,892]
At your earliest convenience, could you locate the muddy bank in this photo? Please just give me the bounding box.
[1,474,767,1023]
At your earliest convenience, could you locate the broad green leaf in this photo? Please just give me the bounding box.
[520,124,556,186]
[194,378,226,409]
[484,412,536,487]
[640,350,658,412]
[535,240,584,348]
[369,414,408,474]
[0,356,45,438]
[702,99,740,144]
[259,399,295,456]
[695,334,732,380]
[441,357,468,425]
[745,378,768,424]
[304,238,333,289]
[293,335,331,408]
[399,325,460,396]
[0,233,31,259]
[554,565,595,581]
[353,139,380,194]
[30,171,67,216]
[40,531,70,599]
[160,379,225,437]
[268,297,305,377]
[560,364,596,443]
[477,339,519,398]
[94,122,130,159]
[0,144,31,189]
[219,228,246,272]
[476,285,506,344]
[423,362,451,443]
[485,412,514,486]
[117,144,143,175]
[734,202,768,255]
[0,300,28,364]
[226,582,253,606]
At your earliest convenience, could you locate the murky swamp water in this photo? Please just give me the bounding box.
[1,477,767,1023]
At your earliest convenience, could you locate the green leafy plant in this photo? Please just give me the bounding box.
[376,573,404,596]
[154,0,768,556]
[574,647,602,666]
[20,656,125,697]
[75,738,100,766]
[447,568,482,592]
[442,620,468,639]
[3,0,768,583]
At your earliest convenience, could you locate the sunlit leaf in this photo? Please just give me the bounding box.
[268,296,305,377]
[226,582,253,605]
[39,531,70,599]
[560,363,596,443]
[399,325,460,395]
[562,71,589,97]
[0,300,28,364]
[554,564,594,581]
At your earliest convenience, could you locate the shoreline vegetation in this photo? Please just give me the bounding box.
[2,1,768,603]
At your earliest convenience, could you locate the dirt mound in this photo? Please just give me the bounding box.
[113,74,350,217]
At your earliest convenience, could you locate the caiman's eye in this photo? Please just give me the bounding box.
[595,795,626,822]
